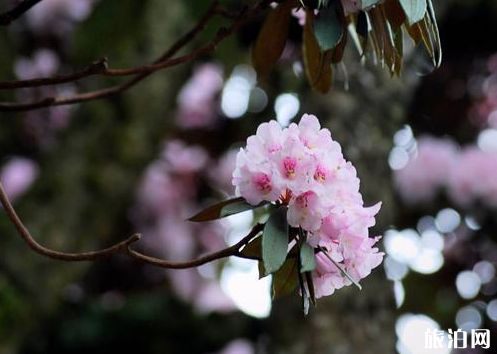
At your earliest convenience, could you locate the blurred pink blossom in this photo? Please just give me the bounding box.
[211,339,254,354]
[14,49,60,79]
[25,0,98,33]
[208,149,238,195]
[162,140,209,174]
[134,139,234,311]
[394,136,458,204]
[448,147,497,208]
[291,7,306,26]
[13,49,74,146]
[176,63,224,129]
[0,157,39,202]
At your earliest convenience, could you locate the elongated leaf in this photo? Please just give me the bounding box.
[252,0,296,77]
[426,0,442,68]
[240,236,262,260]
[417,16,435,62]
[258,261,268,279]
[220,200,268,218]
[314,3,344,51]
[262,207,289,274]
[393,28,404,76]
[189,197,267,222]
[300,242,317,273]
[369,6,396,71]
[398,0,427,25]
[383,0,406,31]
[405,22,422,44]
[362,0,383,10]
[332,28,348,63]
[303,10,333,93]
[272,256,299,299]
[304,271,317,305]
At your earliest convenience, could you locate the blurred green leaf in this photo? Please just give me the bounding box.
[398,0,427,25]
[314,3,343,51]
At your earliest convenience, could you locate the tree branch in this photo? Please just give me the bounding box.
[0,0,272,111]
[0,0,43,26]
[0,179,263,267]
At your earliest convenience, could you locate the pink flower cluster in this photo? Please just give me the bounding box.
[394,136,497,208]
[232,114,383,297]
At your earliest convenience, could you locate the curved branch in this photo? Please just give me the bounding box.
[0,180,141,260]
[0,0,43,26]
[0,0,272,112]
[126,224,263,269]
[0,179,263,267]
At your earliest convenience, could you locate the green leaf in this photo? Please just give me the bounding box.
[272,256,299,299]
[220,200,268,218]
[188,197,267,222]
[258,261,269,279]
[398,0,427,25]
[361,0,383,10]
[262,207,289,274]
[300,243,317,273]
[314,3,343,51]
[240,236,262,260]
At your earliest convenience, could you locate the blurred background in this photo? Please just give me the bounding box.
[0,0,496,353]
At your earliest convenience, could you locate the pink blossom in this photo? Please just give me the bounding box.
[26,0,98,33]
[208,149,238,195]
[0,157,39,202]
[291,8,307,26]
[288,191,323,231]
[448,147,497,208]
[233,114,383,298]
[394,136,458,204]
[176,63,224,128]
[211,339,254,354]
[162,140,209,174]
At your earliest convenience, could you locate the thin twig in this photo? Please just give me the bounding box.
[0,58,109,90]
[0,179,263,267]
[0,0,272,111]
[0,0,43,26]
[126,224,263,269]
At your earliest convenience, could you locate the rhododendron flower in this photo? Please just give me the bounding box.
[232,114,383,298]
